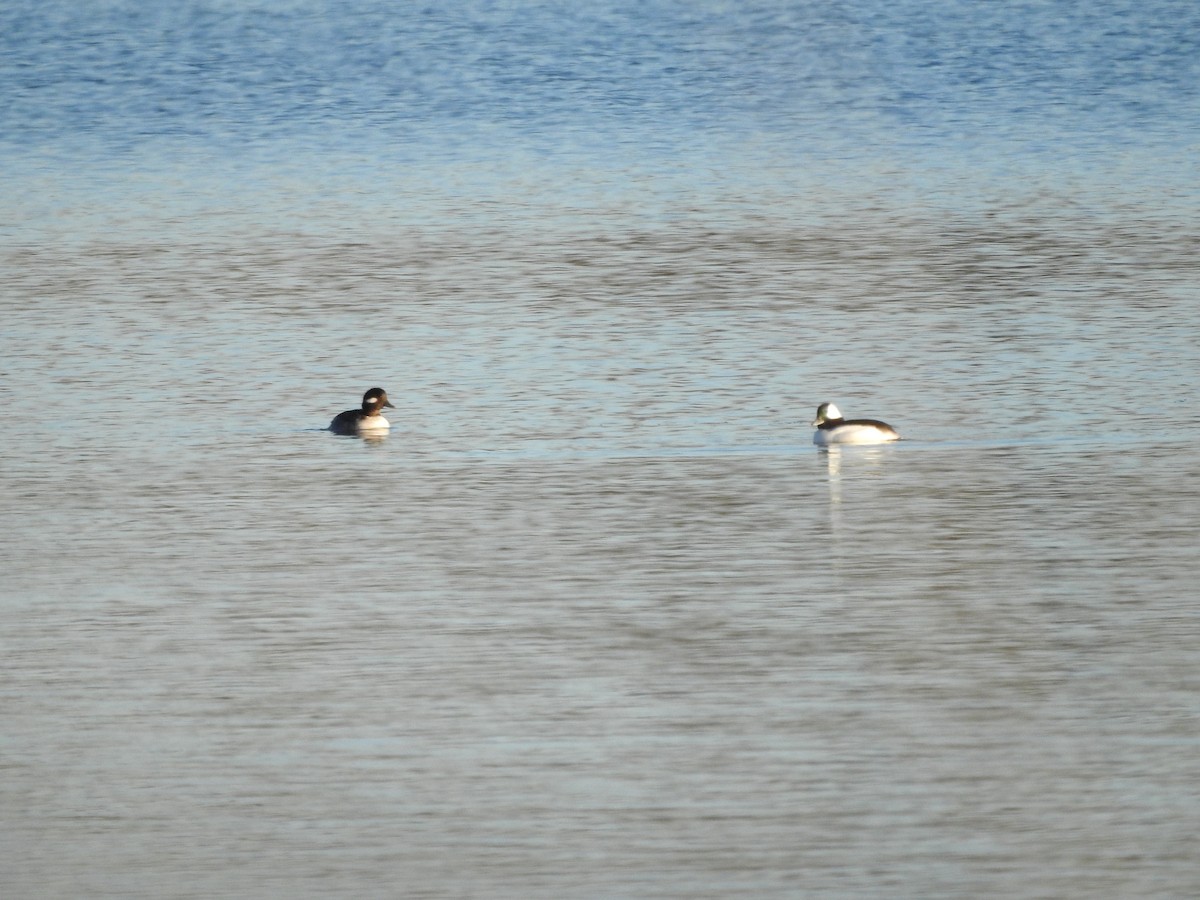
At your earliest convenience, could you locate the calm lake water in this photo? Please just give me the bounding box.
[3,1,1200,897]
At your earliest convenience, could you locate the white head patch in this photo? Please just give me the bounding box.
[824,403,842,420]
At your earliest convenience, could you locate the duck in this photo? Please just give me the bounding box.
[329,387,394,435]
[812,402,899,445]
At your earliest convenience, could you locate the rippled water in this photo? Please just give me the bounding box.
[4,0,1200,897]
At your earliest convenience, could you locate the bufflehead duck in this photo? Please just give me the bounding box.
[329,387,394,435]
[812,402,900,445]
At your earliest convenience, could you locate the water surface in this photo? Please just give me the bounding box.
[3,1,1200,896]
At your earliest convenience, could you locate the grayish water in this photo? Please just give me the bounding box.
[3,1,1200,897]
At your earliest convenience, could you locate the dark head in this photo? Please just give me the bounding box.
[812,402,844,427]
[362,387,395,412]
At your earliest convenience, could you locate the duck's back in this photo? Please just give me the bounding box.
[328,409,362,435]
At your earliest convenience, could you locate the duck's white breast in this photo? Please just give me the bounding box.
[813,424,898,445]
[358,414,390,431]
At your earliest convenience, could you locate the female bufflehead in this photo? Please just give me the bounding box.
[329,387,394,435]
[812,402,900,445]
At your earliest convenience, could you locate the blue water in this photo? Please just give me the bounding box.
[3,1,1200,897]
[5,0,1198,241]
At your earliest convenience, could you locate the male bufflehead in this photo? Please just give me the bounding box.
[812,402,900,445]
[329,387,394,435]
